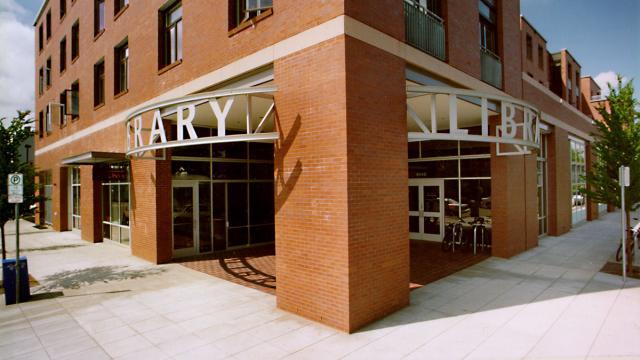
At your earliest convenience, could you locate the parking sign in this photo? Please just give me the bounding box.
[8,173,23,203]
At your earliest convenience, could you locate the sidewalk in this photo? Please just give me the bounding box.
[1,212,639,359]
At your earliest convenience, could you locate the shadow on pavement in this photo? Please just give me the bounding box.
[35,265,167,292]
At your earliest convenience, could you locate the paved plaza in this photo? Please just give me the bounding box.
[1,212,639,359]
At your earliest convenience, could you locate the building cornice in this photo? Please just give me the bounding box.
[522,72,594,126]
[33,0,49,26]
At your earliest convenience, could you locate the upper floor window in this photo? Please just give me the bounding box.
[114,40,129,94]
[525,34,532,60]
[537,45,543,69]
[46,10,52,40]
[45,57,52,88]
[231,0,273,28]
[71,20,79,60]
[59,91,67,127]
[95,0,106,36]
[38,67,44,95]
[69,81,80,120]
[478,0,497,54]
[38,24,43,51]
[60,0,66,19]
[60,37,67,72]
[115,0,129,16]
[94,59,105,106]
[159,2,182,69]
[45,104,52,133]
[38,110,44,138]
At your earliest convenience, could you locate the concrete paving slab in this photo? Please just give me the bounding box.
[0,212,638,359]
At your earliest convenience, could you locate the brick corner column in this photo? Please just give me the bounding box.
[547,127,571,235]
[80,165,103,243]
[130,157,172,264]
[274,35,409,333]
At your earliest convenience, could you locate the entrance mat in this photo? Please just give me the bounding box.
[178,244,276,295]
[600,261,640,280]
[410,240,490,290]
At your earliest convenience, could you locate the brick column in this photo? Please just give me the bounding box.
[489,115,538,257]
[80,165,102,242]
[273,35,408,332]
[547,127,571,235]
[129,157,172,264]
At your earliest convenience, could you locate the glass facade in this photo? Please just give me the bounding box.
[570,137,587,224]
[409,139,492,226]
[99,163,130,245]
[171,126,274,256]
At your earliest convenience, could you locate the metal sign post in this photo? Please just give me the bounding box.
[8,173,23,303]
[619,166,630,281]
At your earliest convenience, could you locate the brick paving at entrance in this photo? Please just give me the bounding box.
[178,240,489,293]
[410,240,490,288]
[178,244,276,294]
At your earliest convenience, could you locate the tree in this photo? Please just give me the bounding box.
[0,110,37,260]
[583,76,640,273]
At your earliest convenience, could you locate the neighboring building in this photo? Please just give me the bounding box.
[33,0,605,332]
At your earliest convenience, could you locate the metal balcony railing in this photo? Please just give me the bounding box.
[404,0,446,61]
[480,46,502,89]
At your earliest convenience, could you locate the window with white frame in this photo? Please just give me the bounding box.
[570,137,587,225]
[537,133,548,235]
[71,167,81,230]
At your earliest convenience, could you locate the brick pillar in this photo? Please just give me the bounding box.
[130,157,172,264]
[80,165,102,242]
[52,166,69,231]
[547,127,571,235]
[274,35,408,333]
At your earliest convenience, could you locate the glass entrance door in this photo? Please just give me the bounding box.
[172,182,198,257]
[409,179,444,241]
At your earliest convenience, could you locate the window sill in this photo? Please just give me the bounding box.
[94,102,105,111]
[114,89,128,99]
[114,4,129,21]
[60,13,66,23]
[60,68,66,76]
[71,56,79,64]
[158,59,182,75]
[228,8,273,37]
[94,29,105,42]
[71,116,79,122]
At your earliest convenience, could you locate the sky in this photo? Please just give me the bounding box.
[0,0,638,124]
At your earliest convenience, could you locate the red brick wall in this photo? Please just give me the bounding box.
[445,0,481,79]
[345,0,404,41]
[344,36,409,330]
[520,19,548,87]
[274,36,351,331]
[80,165,102,242]
[274,34,408,332]
[547,127,571,235]
[499,0,522,97]
[129,157,172,263]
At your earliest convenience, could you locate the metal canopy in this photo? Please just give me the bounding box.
[125,86,278,158]
[406,85,542,156]
[61,151,127,165]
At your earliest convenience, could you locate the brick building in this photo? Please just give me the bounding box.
[34,0,607,332]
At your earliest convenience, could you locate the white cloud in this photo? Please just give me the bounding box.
[0,0,34,125]
[594,71,629,97]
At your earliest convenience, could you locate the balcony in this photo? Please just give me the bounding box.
[480,46,502,89]
[404,0,446,61]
